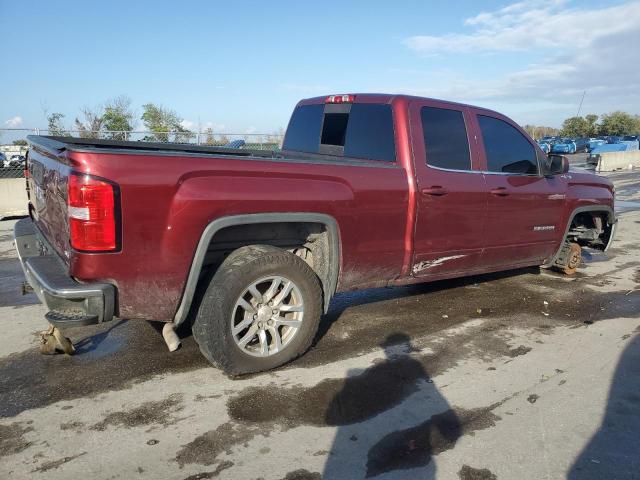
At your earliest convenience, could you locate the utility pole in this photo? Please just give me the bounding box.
[576,91,586,117]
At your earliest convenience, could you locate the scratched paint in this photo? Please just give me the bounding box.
[412,255,466,274]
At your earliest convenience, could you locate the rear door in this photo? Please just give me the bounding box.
[470,110,566,267]
[409,100,487,277]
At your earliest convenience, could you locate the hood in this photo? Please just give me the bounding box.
[568,168,614,193]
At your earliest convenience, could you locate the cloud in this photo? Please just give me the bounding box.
[4,116,23,127]
[203,121,226,132]
[180,120,226,132]
[400,1,640,124]
[404,1,640,54]
[180,120,197,130]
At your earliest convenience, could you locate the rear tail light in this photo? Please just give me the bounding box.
[325,94,355,104]
[68,173,119,252]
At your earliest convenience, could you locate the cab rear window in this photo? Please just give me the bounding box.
[283,103,396,162]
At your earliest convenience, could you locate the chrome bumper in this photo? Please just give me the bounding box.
[13,218,115,326]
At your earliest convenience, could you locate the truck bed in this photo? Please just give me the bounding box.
[29,135,281,159]
[25,134,410,322]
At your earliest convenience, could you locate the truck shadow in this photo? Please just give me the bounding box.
[73,319,129,356]
[567,333,640,479]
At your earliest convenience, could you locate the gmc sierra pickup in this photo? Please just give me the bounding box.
[15,93,616,374]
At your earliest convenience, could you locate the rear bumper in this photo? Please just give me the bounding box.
[13,218,115,327]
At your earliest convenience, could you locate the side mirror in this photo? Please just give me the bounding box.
[546,154,569,175]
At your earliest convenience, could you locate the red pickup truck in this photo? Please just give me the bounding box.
[15,94,616,374]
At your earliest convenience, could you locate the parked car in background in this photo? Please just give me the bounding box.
[588,138,606,152]
[537,141,551,153]
[16,93,616,374]
[0,152,8,168]
[572,138,589,153]
[552,138,577,154]
[9,155,26,168]
[540,136,559,146]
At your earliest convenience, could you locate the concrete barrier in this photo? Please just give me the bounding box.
[0,178,28,219]
[595,150,640,172]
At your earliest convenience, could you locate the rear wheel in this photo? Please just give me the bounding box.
[192,245,323,375]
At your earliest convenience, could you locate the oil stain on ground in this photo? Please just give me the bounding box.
[175,422,267,467]
[277,470,322,480]
[459,465,498,480]
[91,393,184,431]
[180,460,234,480]
[228,355,427,427]
[0,320,207,418]
[365,404,502,478]
[2,256,640,421]
[32,451,87,473]
[0,422,33,458]
[294,268,640,369]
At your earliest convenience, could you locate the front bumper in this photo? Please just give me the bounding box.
[14,218,115,327]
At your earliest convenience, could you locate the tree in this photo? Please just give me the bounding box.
[204,128,217,145]
[103,96,134,140]
[598,111,637,136]
[75,106,104,138]
[12,139,28,146]
[523,124,559,139]
[47,112,68,136]
[585,114,599,137]
[560,116,590,137]
[141,103,192,143]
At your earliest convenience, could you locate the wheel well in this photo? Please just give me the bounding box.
[567,211,614,250]
[199,221,333,305]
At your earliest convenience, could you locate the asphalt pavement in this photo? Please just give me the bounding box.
[0,170,639,480]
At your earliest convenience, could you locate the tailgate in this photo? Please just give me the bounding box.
[27,145,72,264]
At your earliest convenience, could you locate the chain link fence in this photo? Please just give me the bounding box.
[0,128,285,179]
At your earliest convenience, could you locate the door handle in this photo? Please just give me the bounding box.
[421,186,449,196]
[490,187,509,196]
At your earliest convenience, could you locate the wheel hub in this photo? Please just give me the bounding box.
[256,305,272,324]
[231,275,305,357]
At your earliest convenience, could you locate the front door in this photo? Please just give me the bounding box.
[409,101,487,277]
[470,110,567,267]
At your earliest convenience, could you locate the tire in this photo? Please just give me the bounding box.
[192,245,323,375]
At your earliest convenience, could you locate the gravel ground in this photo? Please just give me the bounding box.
[0,171,639,480]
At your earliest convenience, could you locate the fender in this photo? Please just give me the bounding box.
[173,212,341,326]
[543,205,617,268]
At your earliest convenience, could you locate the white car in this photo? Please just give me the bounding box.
[9,155,26,168]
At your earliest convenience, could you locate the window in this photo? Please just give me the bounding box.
[321,113,349,146]
[343,104,395,162]
[282,104,324,153]
[283,103,396,162]
[478,115,538,175]
[421,106,471,170]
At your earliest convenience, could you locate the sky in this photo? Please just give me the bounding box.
[1,0,639,136]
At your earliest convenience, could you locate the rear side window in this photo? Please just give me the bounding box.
[478,115,538,175]
[283,103,396,162]
[421,106,471,170]
[282,104,324,153]
[342,104,395,162]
